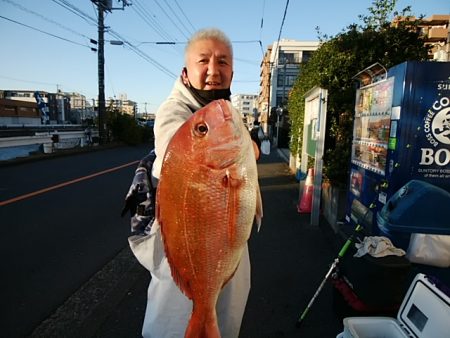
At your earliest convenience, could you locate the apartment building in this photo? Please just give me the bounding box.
[93,93,137,117]
[258,40,320,127]
[257,39,320,148]
[230,93,258,129]
[1,89,70,124]
[392,14,450,61]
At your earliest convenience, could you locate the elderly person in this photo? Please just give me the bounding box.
[129,28,252,338]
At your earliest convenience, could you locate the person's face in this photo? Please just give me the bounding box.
[183,38,233,90]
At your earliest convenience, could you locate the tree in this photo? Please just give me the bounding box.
[287,0,429,185]
[108,107,153,145]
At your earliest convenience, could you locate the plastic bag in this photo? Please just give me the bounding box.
[257,127,265,141]
[261,139,271,155]
[406,233,450,267]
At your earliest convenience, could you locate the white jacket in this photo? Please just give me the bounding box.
[129,77,251,338]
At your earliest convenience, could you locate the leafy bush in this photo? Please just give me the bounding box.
[108,112,152,145]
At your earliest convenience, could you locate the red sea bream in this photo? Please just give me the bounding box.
[156,99,262,337]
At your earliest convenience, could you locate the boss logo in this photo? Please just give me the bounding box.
[420,96,450,167]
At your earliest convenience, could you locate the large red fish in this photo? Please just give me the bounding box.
[156,99,263,338]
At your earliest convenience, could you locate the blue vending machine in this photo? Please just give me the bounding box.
[345,61,450,235]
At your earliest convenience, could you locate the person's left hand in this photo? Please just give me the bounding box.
[121,169,150,217]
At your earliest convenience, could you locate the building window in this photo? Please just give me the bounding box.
[278,51,300,65]
[276,95,284,107]
[302,51,313,63]
[277,74,297,87]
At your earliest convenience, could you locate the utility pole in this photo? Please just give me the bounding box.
[282,60,287,107]
[92,0,130,144]
[97,4,106,144]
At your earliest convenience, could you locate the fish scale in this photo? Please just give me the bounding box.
[157,99,262,337]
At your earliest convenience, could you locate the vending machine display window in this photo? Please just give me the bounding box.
[351,77,394,175]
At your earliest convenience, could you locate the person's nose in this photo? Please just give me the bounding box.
[207,60,219,76]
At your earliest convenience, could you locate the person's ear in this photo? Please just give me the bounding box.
[181,67,189,85]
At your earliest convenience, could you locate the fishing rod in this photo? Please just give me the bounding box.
[296,223,364,327]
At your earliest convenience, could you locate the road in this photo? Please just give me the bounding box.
[0,144,151,337]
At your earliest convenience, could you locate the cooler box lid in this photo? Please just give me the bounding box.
[397,273,450,337]
[377,180,450,235]
[341,273,450,338]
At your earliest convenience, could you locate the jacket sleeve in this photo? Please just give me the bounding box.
[152,99,193,180]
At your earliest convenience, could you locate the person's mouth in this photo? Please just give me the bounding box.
[205,81,221,89]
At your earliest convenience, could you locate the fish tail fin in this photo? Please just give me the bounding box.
[185,307,221,338]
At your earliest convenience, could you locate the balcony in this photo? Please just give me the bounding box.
[427,27,449,41]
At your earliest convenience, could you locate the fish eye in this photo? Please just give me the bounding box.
[194,122,208,136]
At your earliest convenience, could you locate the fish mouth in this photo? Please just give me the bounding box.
[216,100,232,121]
[203,100,244,169]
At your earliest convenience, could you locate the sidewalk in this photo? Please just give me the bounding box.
[36,147,345,338]
[239,148,343,337]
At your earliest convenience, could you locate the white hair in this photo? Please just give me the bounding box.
[184,28,233,63]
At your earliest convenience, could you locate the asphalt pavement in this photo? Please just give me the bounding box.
[31,146,347,338]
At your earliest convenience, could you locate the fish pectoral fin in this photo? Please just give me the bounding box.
[255,185,263,231]
[221,172,242,188]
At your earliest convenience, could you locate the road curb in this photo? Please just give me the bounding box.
[30,245,146,338]
[0,143,123,168]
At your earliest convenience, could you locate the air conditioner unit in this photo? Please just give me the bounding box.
[433,49,448,62]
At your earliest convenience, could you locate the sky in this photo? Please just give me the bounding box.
[1,0,449,115]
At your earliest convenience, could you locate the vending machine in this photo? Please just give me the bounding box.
[345,61,450,234]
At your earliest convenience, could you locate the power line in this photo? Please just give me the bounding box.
[260,0,266,38]
[0,15,92,49]
[151,0,190,40]
[51,0,97,26]
[273,0,290,62]
[2,0,93,41]
[0,74,58,86]
[105,63,116,98]
[235,57,260,65]
[132,0,176,42]
[134,40,260,45]
[0,74,95,97]
[161,0,194,37]
[259,0,266,57]
[50,1,177,79]
[173,0,196,32]
[107,28,178,79]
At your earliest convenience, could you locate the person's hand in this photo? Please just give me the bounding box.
[121,150,157,234]
[121,168,150,217]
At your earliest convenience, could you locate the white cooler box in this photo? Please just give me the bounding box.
[337,273,450,338]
